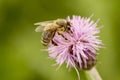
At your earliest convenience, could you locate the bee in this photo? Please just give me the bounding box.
[34,19,71,46]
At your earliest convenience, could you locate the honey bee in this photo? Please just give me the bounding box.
[34,19,71,46]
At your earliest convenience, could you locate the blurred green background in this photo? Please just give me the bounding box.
[0,0,120,80]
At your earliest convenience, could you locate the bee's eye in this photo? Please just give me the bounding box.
[68,28,70,30]
[67,27,70,30]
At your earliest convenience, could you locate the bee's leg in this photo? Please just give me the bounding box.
[57,32,70,42]
[57,31,66,39]
[57,27,71,42]
[51,40,58,46]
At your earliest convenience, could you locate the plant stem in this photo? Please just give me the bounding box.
[85,67,102,80]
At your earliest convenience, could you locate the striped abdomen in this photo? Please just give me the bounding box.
[41,30,55,46]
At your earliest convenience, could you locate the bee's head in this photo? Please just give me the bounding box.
[55,19,67,28]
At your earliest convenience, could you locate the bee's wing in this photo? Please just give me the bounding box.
[34,25,45,32]
[34,21,54,32]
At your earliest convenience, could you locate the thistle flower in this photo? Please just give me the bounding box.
[47,15,103,80]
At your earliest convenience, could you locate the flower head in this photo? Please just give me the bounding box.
[48,15,102,71]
